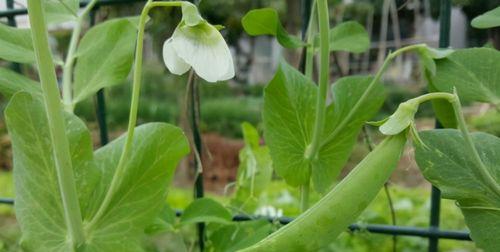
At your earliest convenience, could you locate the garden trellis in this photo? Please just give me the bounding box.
[0,0,473,252]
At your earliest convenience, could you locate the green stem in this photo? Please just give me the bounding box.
[27,0,85,249]
[88,0,182,229]
[321,43,427,146]
[304,0,330,161]
[408,91,500,197]
[304,0,317,79]
[62,0,101,112]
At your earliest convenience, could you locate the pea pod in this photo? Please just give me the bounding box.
[240,133,407,252]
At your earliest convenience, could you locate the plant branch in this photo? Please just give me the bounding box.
[27,0,85,248]
[304,0,317,79]
[321,44,427,146]
[88,0,183,228]
[304,0,330,161]
[62,0,100,112]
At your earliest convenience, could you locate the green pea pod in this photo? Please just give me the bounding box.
[240,133,407,252]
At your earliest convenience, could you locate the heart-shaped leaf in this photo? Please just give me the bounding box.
[415,129,500,252]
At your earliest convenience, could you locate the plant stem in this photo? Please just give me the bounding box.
[304,0,317,79]
[321,44,427,146]
[88,0,182,229]
[62,0,100,112]
[304,0,329,161]
[27,0,85,249]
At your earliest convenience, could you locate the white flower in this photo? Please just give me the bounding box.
[162,2,234,83]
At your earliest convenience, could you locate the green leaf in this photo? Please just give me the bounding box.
[231,123,273,212]
[180,198,232,225]
[0,67,41,98]
[432,48,500,104]
[415,129,500,252]
[145,204,177,234]
[44,0,79,24]
[0,23,35,64]
[242,8,304,49]
[263,62,385,192]
[471,6,500,29]
[4,92,100,251]
[73,18,137,104]
[328,21,370,53]
[82,123,189,251]
[209,219,272,252]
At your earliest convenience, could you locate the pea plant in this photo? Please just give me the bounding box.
[0,0,499,252]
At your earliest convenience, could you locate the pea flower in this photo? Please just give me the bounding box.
[162,2,234,82]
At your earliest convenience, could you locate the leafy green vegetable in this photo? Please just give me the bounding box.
[431,48,500,104]
[0,23,35,64]
[242,8,304,49]
[180,198,232,225]
[209,219,272,252]
[471,6,500,29]
[231,122,273,212]
[415,129,500,252]
[425,69,457,128]
[73,18,137,104]
[0,67,41,98]
[263,62,385,192]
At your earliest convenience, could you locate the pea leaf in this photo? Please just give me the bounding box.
[471,6,500,29]
[263,62,385,192]
[0,23,35,64]
[242,8,304,49]
[180,198,232,225]
[209,219,272,252]
[415,129,500,252]
[313,21,370,53]
[4,92,100,251]
[81,123,189,251]
[231,123,273,212]
[6,91,190,251]
[73,18,137,104]
[44,0,79,24]
[416,46,454,75]
[0,67,41,98]
[431,48,500,104]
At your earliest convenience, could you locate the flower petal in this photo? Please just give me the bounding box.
[181,2,204,26]
[162,38,190,75]
[172,23,234,82]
